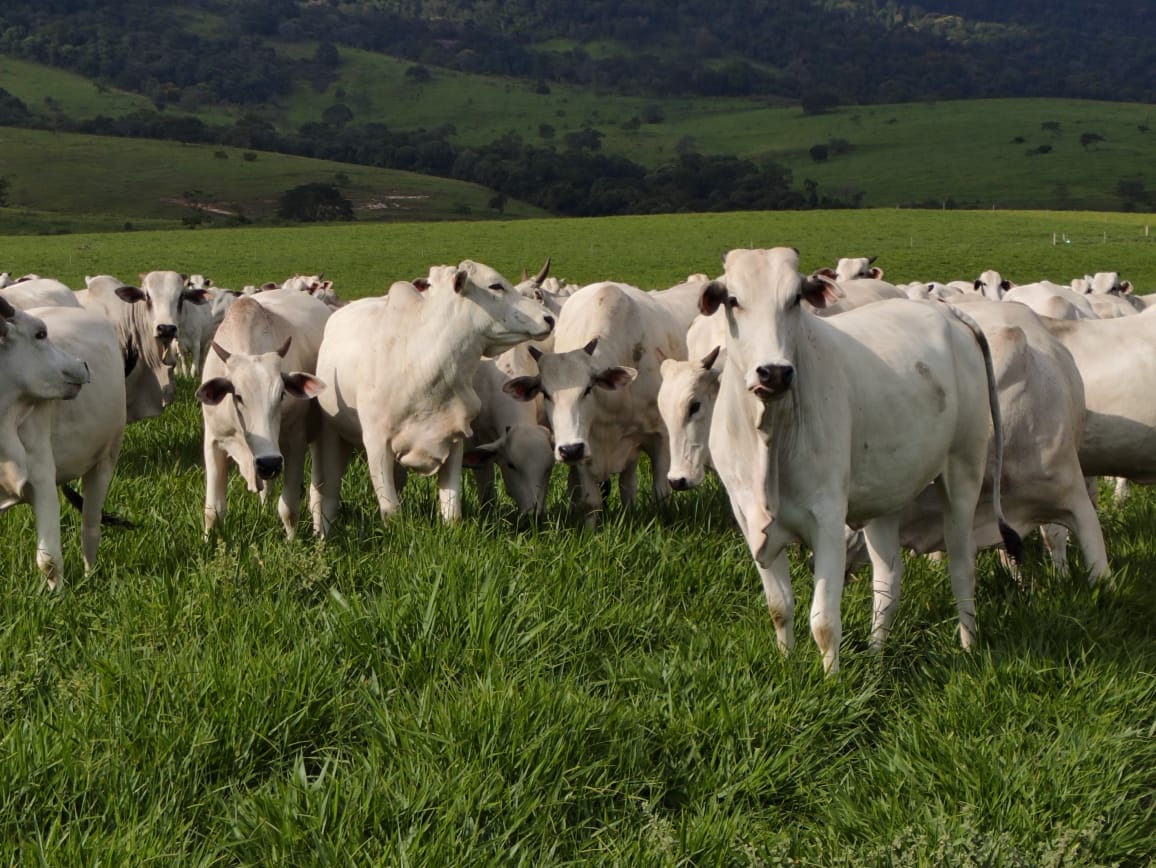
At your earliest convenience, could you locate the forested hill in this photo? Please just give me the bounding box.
[0,0,1152,106]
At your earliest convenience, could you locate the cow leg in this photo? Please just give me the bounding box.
[644,434,672,502]
[808,523,849,675]
[472,463,496,511]
[1039,523,1070,577]
[758,549,795,656]
[436,440,464,523]
[315,425,354,537]
[364,437,401,522]
[863,515,904,654]
[569,464,602,528]
[28,471,63,590]
[79,453,117,574]
[1062,489,1111,586]
[277,434,307,539]
[203,437,229,538]
[618,459,638,507]
[1112,476,1130,505]
[747,502,796,657]
[935,471,981,652]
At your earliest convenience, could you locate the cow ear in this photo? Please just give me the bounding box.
[453,270,468,294]
[528,344,543,362]
[462,441,500,468]
[195,377,235,405]
[1121,280,1133,294]
[699,280,727,316]
[276,336,292,358]
[701,346,721,371]
[593,366,637,390]
[813,267,837,280]
[973,279,983,290]
[582,337,598,355]
[282,372,326,399]
[1000,279,1012,291]
[412,278,430,292]
[503,376,542,402]
[115,285,146,304]
[183,288,209,305]
[868,267,884,279]
[261,282,278,292]
[802,274,842,308]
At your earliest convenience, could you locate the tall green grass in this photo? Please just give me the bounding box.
[0,214,1153,862]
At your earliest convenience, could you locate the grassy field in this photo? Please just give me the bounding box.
[1,212,1154,863]
[6,45,1156,215]
[0,127,546,233]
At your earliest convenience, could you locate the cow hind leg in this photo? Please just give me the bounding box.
[436,440,464,523]
[315,424,354,537]
[863,515,904,654]
[934,464,982,651]
[79,454,117,574]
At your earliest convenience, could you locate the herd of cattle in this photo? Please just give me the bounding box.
[1,252,1151,672]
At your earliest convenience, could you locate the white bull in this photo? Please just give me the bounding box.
[197,290,330,539]
[314,262,554,532]
[0,300,125,589]
[704,247,1017,673]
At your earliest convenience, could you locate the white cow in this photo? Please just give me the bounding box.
[280,274,342,309]
[833,256,884,282]
[973,269,1013,300]
[502,281,689,523]
[197,290,331,539]
[314,262,554,532]
[1003,281,1097,320]
[806,270,906,317]
[703,247,1016,673]
[1,299,126,589]
[845,297,1108,581]
[0,278,81,310]
[78,275,178,422]
[174,274,239,377]
[463,359,555,516]
[658,346,723,491]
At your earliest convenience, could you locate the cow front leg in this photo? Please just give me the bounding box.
[863,515,904,654]
[808,523,849,675]
[79,454,117,574]
[758,549,795,656]
[314,423,353,537]
[203,437,229,538]
[29,474,63,591]
[437,440,464,523]
[277,433,307,539]
[644,433,672,502]
[568,463,602,528]
[618,458,638,508]
[364,437,401,523]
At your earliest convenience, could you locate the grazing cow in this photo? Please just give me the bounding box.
[503,281,689,523]
[0,278,82,310]
[314,262,554,532]
[703,247,1017,673]
[77,275,178,422]
[845,297,1108,581]
[1003,281,1097,320]
[1,300,126,589]
[463,358,555,516]
[197,290,331,539]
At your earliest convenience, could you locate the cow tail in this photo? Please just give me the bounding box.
[940,303,1024,564]
[59,484,137,529]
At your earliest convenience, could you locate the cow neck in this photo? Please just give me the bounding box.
[409,288,489,403]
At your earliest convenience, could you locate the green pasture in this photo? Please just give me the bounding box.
[5,208,1155,295]
[0,213,1154,862]
[0,127,545,232]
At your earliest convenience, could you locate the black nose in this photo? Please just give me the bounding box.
[756,364,794,391]
[558,442,585,462]
[156,323,177,340]
[543,315,555,330]
[255,455,283,479]
[669,477,690,491]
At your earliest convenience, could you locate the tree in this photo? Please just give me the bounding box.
[277,183,353,222]
[809,144,829,162]
[1080,131,1105,149]
[405,65,432,84]
[801,90,839,115]
[322,103,354,126]
[0,176,9,208]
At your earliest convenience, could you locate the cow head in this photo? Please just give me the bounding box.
[463,424,555,515]
[0,296,89,401]
[974,269,1012,300]
[1087,271,1132,295]
[658,346,723,491]
[702,248,839,402]
[137,270,208,345]
[432,261,555,356]
[834,256,883,282]
[503,338,636,464]
[196,338,325,490]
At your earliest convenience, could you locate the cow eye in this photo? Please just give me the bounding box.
[35,328,48,340]
[488,283,505,292]
[688,399,701,417]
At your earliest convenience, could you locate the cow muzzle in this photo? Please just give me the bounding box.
[751,364,794,400]
[668,476,694,492]
[557,442,586,463]
[255,455,284,480]
[156,323,177,342]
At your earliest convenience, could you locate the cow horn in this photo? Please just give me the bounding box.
[211,341,232,362]
[276,336,292,358]
[0,296,16,320]
[533,257,551,284]
[868,255,878,265]
[701,346,721,371]
[528,345,543,362]
[583,337,599,355]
